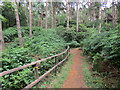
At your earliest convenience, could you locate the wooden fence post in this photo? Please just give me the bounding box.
[66,50,68,61]
[55,56,58,75]
[67,48,69,60]
[1,46,70,89]
[34,60,39,88]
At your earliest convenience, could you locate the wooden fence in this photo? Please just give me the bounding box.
[0,46,70,89]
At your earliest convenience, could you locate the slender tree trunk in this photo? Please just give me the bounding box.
[93,2,96,28]
[37,20,39,26]
[0,20,4,52]
[116,3,120,23]
[81,10,84,24]
[51,0,54,28]
[81,3,84,24]
[25,13,29,26]
[89,10,92,21]
[112,7,115,25]
[115,5,117,23]
[66,0,69,30]
[89,0,92,21]
[105,8,108,23]
[29,0,32,37]
[45,0,48,30]
[69,3,72,21]
[53,7,56,27]
[24,2,29,26]
[40,13,43,27]
[51,0,55,28]
[76,0,79,32]
[98,6,102,33]
[13,0,23,47]
[93,10,95,28]
[112,1,116,25]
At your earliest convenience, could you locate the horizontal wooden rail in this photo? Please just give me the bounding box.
[1,46,70,89]
[23,53,69,89]
[0,46,69,77]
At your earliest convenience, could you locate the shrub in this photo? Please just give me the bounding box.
[67,40,80,48]
[24,29,66,57]
[82,30,120,71]
[3,27,42,42]
[56,24,95,47]
[1,28,66,88]
[1,47,35,88]
[3,27,17,42]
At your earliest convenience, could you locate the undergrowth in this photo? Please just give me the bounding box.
[39,54,72,88]
[1,27,66,89]
[81,28,120,88]
[82,58,104,88]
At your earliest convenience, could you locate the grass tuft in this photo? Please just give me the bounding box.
[82,58,104,88]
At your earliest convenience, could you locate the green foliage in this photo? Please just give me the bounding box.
[67,41,80,48]
[82,30,120,72]
[56,24,94,48]
[1,27,66,89]
[56,13,66,26]
[2,2,28,29]
[82,58,104,88]
[0,15,7,22]
[84,20,99,28]
[1,48,34,88]
[81,27,120,88]
[116,4,120,23]
[3,27,42,42]
[24,28,66,57]
[101,23,115,31]
[2,2,16,29]
[3,27,17,42]
[40,54,72,88]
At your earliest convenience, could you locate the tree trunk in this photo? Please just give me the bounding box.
[45,0,48,30]
[69,3,72,21]
[66,0,69,30]
[24,2,29,26]
[76,0,79,32]
[112,7,115,25]
[116,4,120,23]
[29,0,32,37]
[13,0,23,47]
[93,10,95,28]
[80,3,84,24]
[51,0,54,28]
[53,7,56,27]
[40,13,43,27]
[115,5,117,23]
[112,1,116,25]
[0,20,4,52]
[105,8,108,23]
[93,2,96,28]
[37,20,39,26]
[98,6,102,33]
[89,0,92,21]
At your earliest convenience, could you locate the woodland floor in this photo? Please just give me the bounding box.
[62,48,87,88]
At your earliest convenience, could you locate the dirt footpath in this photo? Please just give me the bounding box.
[62,48,87,88]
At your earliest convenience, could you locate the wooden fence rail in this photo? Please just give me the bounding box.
[0,46,70,89]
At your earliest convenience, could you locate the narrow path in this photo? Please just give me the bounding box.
[62,48,87,88]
